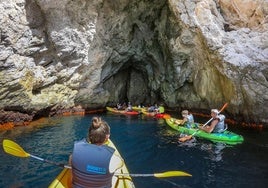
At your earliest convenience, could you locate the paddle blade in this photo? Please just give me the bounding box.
[178,135,193,142]
[219,103,228,112]
[3,139,30,158]
[154,171,192,178]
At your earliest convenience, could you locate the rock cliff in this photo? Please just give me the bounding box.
[0,0,267,126]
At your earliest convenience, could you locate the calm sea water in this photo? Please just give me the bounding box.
[0,112,268,188]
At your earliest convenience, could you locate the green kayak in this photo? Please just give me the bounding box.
[165,118,244,145]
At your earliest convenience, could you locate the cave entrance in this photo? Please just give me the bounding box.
[102,60,158,106]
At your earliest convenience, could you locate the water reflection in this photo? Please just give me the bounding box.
[177,136,226,162]
[200,142,226,162]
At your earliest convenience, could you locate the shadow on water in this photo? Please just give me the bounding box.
[0,113,268,188]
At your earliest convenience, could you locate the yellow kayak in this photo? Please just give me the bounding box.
[106,107,139,115]
[48,139,135,188]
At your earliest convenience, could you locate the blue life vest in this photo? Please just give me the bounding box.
[148,106,155,112]
[185,114,194,128]
[72,139,115,188]
[213,114,226,133]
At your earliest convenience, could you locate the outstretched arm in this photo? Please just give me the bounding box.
[175,117,187,125]
[198,119,218,133]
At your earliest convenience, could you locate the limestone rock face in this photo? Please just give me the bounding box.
[219,0,268,30]
[0,0,267,125]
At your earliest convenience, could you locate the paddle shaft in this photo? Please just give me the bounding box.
[115,173,168,177]
[26,156,188,177]
[30,157,190,178]
[115,171,192,177]
[32,159,189,177]
[30,154,71,169]
[12,151,187,177]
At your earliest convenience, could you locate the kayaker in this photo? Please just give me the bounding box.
[69,116,124,188]
[116,103,123,110]
[198,109,226,133]
[155,104,165,114]
[148,104,158,112]
[122,102,127,109]
[126,102,133,111]
[175,110,195,128]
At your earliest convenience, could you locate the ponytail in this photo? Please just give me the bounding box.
[88,117,110,144]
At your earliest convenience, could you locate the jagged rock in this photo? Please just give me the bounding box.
[0,0,267,126]
[0,110,33,125]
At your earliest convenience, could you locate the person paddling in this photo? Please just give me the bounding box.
[125,102,133,112]
[69,117,124,188]
[198,109,226,133]
[175,110,195,128]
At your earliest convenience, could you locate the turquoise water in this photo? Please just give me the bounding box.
[0,113,268,188]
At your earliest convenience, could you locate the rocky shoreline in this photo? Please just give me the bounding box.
[0,106,264,131]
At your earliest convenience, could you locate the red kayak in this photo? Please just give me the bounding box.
[141,109,170,119]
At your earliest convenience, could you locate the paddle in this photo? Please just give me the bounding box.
[3,139,192,178]
[178,103,228,142]
[2,139,71,168]
[116,171,192,178]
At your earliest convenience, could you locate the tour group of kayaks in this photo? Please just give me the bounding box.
[106,106,171,119]
[106,106,244,145]
[3,105,244,188]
